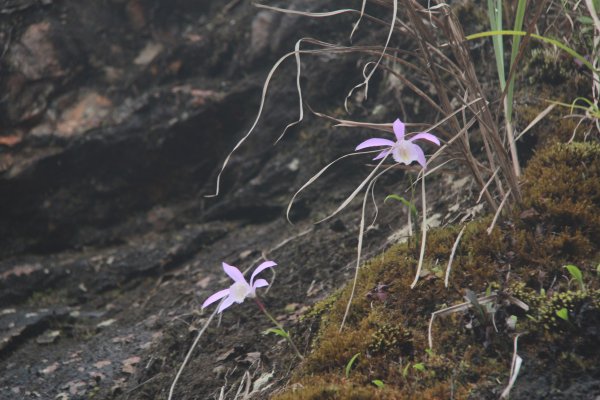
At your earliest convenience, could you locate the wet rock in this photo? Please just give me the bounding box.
[55,92,113,137]
[36,329,61,345]
[0,308,70,356]
[121,356,141,374]
[8,22,66,80]
[133,42,163,65]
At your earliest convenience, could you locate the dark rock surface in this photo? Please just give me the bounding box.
[0,1,432,398]
[0,0,495,398]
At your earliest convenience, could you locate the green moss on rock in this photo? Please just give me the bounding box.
[273,141,600,399]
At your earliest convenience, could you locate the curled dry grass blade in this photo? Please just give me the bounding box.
[206,37,394,197]
[168,308,219,400]
[206,46,313,197]
[410,173,427,289]
[316,154,389,224]
[500,334,524,399]
[400,1,515,209]
[344,0,397,111]
[340,160,397,331]
[285,150,380,224]
[350,0,367,42]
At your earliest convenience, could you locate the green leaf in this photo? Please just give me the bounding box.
[577,16,594,25]
[564,264,585,291]
[265,328,289,338]
[384,194,418,219]
[372,379,385,388]
[413,363,426,372]
[556,308,569,321]
[425,348,434,357]
[345,353,360,378]
[402,363,411,377]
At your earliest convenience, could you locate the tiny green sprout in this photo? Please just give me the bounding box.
[596,264,600,276]
[540,287,546,297]
[485,284,492,297]
[425,348,434,357]
[564,264,585,291]
[402,363,411,377]
[412,363,426,372]
[556,307,569,321]
[265,327,290,339]
[385,194,418,221]
[345,353,360,378]
[372,379,385,388]
[507,315,518,330]
[526,314,538,322]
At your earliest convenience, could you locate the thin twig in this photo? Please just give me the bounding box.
[410,172,427,289]
[487,188,512,235]
[339,161,396,331]
[168,308,218,400]
[500,334,524,399]
[444,225,466,287]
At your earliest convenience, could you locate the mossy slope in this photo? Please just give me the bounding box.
[274,142,600,399]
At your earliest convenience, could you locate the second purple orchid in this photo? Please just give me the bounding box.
[202,261,276,313]
[356,118,440,168]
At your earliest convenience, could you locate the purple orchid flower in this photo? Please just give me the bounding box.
[355,118,440,168]
[202,261,276,313]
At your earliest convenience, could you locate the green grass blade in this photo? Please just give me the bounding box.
[466,30,598,74]
[506,0,528,121]
[345,353,360,378]
[487,0,506,90]
[265,327,290,338]
[384,194,418,219]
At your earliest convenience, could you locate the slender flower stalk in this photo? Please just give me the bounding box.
[254,298,304,360]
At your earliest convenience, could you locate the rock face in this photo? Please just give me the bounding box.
[2,1,535,398]
[0,1,413,398]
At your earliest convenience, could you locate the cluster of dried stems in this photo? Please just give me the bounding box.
[168,1,598,397]
[254,0,542,212]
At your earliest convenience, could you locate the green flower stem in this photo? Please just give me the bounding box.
[255,298,304,360]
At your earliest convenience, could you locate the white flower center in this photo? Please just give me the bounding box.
[230,282,252,303]
[393,141,413,164]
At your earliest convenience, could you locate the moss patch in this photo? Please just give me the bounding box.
[274,142,600,399]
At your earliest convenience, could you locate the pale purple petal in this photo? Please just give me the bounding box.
[252,278,269,289]
[409,132,440,146]
[222,262,246,284]
[202,288,230,309]
[413,144,427,168]
[355,138,395,151]
[373,149,392,160]
[250,261,276,287]
[217,295,236,313]
[393,119,405,141]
